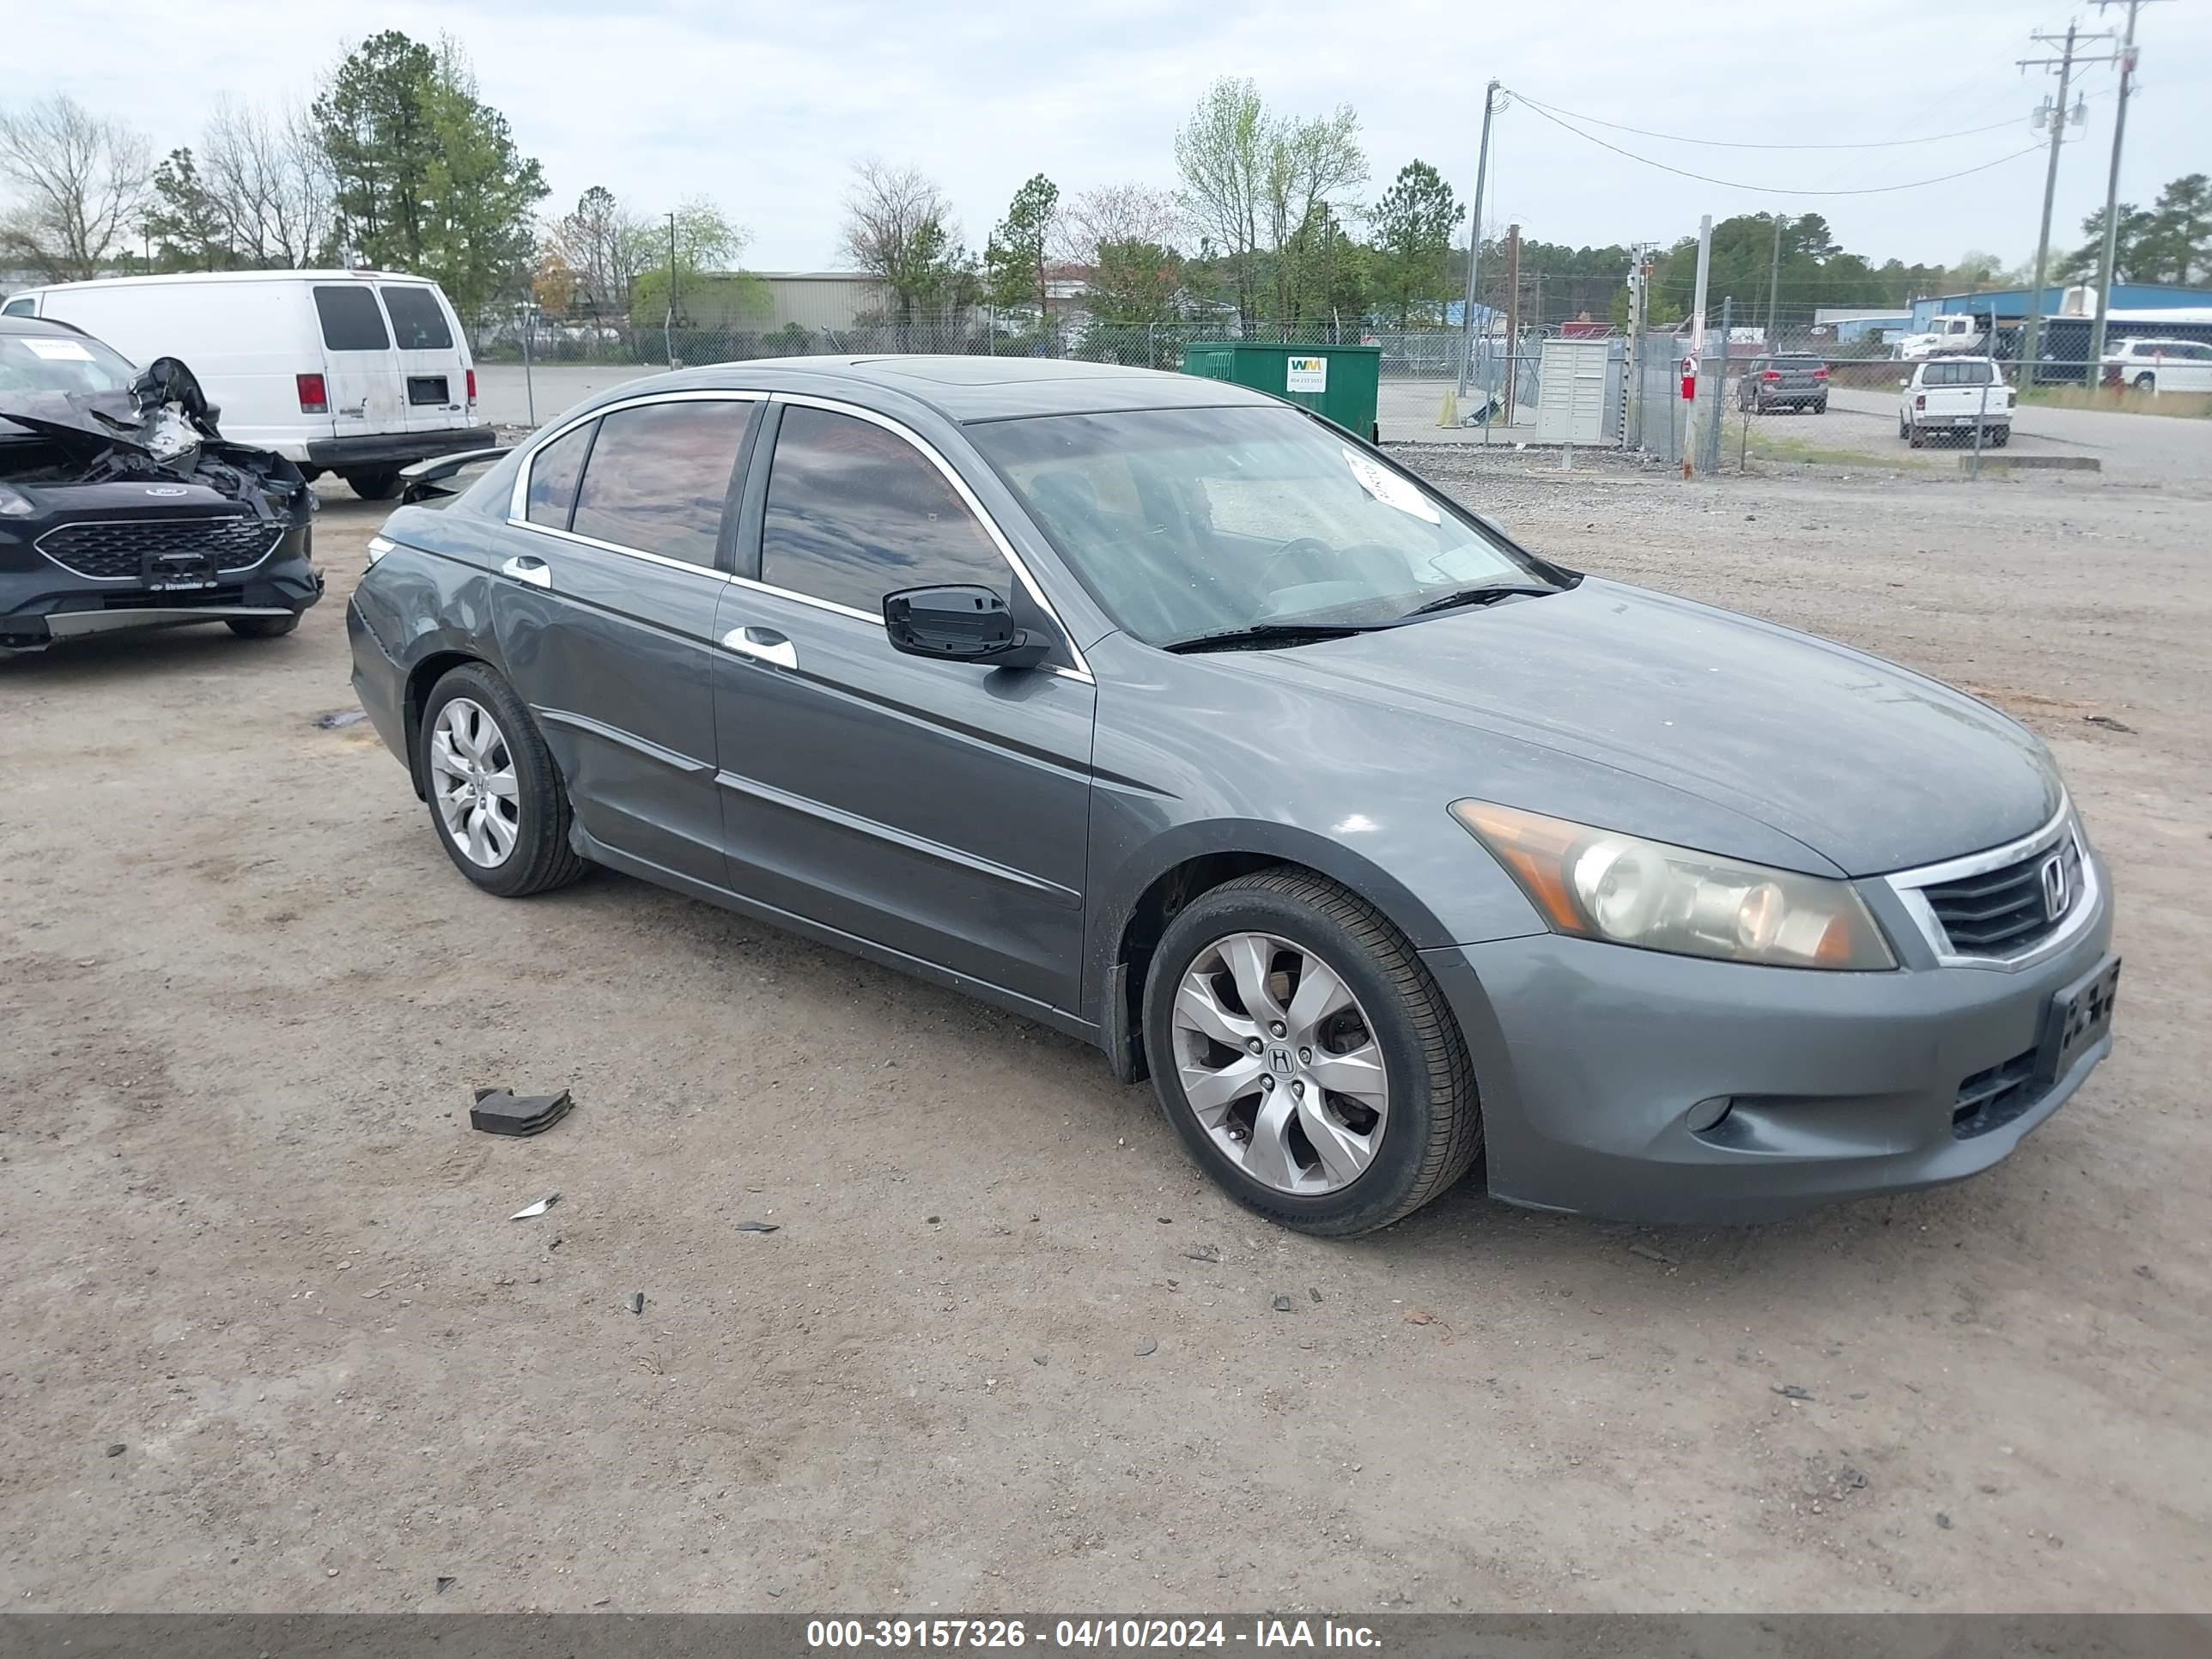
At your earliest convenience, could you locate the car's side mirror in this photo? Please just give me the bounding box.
[884,584,1050,670]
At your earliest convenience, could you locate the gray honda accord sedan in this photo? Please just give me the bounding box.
[347,356,2117,1235]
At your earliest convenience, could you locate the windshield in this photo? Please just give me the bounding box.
[968,404,1552,646]
[0,331,136,398]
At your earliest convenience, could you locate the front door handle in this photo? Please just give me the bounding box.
[501,555,552,589]
[721,625,797,670]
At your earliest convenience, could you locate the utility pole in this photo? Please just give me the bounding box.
[1685,214,1711,480]
[1455,80,1501,402]
[2088,0,2161,368]
[1765,214,1787,343]
[2018,24,2113,382]
[1503,224,1522,416]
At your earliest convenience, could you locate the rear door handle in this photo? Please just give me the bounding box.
[501,555,551,589]
[721,625,797,670]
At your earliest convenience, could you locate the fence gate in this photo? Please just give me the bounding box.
[1534,339,1613,445]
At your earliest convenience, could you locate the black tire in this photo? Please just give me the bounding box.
[226,611,300,639]
[2133,373,2155,395]
[1141,867,1482,1237]
[1899,414,1910,439]
[1908,423,1925,448]
[343,466,404,501]
[415,662,586,898]
[1813,399,1827,414]
[1989,426,2010,448]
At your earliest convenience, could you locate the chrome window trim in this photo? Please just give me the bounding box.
[767,392,1095,684]
[1881,796,2099,970]
[503,388,766,525]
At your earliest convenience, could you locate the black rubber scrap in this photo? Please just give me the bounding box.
[470,1087,573,1137]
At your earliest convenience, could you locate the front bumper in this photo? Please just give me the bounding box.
[0,524,321,654]
[1424,854,2116,1224]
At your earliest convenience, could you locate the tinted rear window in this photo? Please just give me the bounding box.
[314,286,390,351]
[380,286,453,350]
[525,422,593,529]
[569,399,755,565]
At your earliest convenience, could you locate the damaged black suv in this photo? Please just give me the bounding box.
[0,316,320,655]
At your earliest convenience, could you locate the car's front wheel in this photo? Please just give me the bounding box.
[416,663,586,897]
[1143,869,1482,1236]
[343,467,404,501]
[226,612,300,639]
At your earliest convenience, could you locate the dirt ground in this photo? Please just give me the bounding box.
[2,455,2206,1614]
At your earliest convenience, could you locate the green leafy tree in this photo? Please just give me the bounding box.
[630,197,757,324]
[2137,173,2212,284]
[312,31,546,313]
[1174,78,1267,329]
[145,147,237,270]
[983,173,1059,317]
[1366,160,1462,325]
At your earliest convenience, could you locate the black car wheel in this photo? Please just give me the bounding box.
[343,467,404,501]
[226,612,300,639]
[2133,373,2155,395]
[1813,399,1827,414]
[1143,868,1482,1237]
[416,662,587,898]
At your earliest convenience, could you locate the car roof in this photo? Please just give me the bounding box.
[625,354,1282,422]
[11,269,440,294]
[0,314,97,339]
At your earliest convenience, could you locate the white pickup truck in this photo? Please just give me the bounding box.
[1899,356,2014,447]
[1895,314,1985,361]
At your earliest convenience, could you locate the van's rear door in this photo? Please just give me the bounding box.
[378,282,477,437]
[311,282,406,438]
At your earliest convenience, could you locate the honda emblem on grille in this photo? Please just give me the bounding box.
[2039,851,2070,921]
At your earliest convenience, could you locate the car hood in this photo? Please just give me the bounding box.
[1225,578,2058,877]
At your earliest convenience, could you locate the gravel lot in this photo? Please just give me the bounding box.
[3,455,2206,1614]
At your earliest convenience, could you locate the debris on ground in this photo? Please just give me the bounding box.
[470,1087,573,1137]
[1402,1309,1437,1326]
[508,1194,560,1220]
[1773,1383,1814,1401]
[313,708,368,730]
[735,1221,780,1234]
[105,1443,125,1457]
[1133,1339,1158,1358]
[926,1215,941,1224]
[2136,1264,2156,1279]
[1180,1245,1220,1263]
[2082,714,2136,733]
[1272,1293,1294,1312]
[436,1577,456,1594]
[1033,1354,1047,1366]
[1627,1242,1676,1264]
[1309,1287,1322,1304]
[628,1292,645,1316]
[1936,1513,1953,1530]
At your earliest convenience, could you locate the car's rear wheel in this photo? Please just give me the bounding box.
[343,466,404,501]
[1989,426,2010,447]
[2133,373,2155,395]
[226,612,300,639]
[1143,869,1481,1237]
[416,663,586,897]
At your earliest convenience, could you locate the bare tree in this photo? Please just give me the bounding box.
[840,159,969,331]
[0,94,152,280]
[1265,104,1365,324]
[546,185,653,318]
[198,99,333,267]
[1052,183,1184,268]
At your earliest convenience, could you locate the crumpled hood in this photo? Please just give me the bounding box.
[1230,578,2059,876]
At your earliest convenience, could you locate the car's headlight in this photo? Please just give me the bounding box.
[1450,800,1896,970]
[0,483,35,516]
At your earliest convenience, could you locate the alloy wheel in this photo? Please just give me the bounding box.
[1170,931,1389,1194]
[428,696,520,867]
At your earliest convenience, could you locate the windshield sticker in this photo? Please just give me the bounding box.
[1342,447,1439,523]
[22,338,94,362]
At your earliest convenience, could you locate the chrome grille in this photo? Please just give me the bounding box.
[1923,834,2082,957]
[36,517,282,581]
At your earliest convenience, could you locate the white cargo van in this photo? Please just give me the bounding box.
[2,270,485,499]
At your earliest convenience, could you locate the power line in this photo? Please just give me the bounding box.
[1506,90,2031,151]
[1506,94,2048,197]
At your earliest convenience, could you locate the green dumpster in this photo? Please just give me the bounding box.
[1180,342,1382,442]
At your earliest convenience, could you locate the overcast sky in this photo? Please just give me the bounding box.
[23,0,2212,281]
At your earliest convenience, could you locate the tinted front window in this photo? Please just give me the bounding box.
[314,285,390,351]
[380,286,454,350]
[525,422,593,529]
[761,406,1009,613]
[969,404,1542,647]
[570,398,753,565]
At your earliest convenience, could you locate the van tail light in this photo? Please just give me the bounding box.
[465,368,477,408]
[1915,394,1926,410]
[1762,370,1781,381]
[1812,366,1830,380]
[296,373,328,414]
